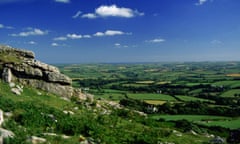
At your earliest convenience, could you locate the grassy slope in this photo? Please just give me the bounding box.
[0,80,219,144]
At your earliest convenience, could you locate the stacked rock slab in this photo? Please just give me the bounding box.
[0,45,82,98]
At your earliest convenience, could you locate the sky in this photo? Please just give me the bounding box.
[0,0,240,63]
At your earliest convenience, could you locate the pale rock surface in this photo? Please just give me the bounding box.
[0,128,15,138]
[28,136,46,144]
[0,110,3,126]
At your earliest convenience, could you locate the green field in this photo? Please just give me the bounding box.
[176,95,214,102]
[220,89,240,97]
[57,62,240,132]
[151,115,240,129]
[127,93,176,101]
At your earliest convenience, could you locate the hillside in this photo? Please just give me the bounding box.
[0,45,238,144]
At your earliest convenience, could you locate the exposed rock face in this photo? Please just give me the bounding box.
[0,109,3,126]
[0,45,84,98]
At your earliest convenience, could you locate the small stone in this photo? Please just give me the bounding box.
[29,136,46,144]
[9,82,15,88]
[11,88,21,95]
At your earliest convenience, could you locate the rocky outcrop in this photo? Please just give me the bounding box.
[0,45,85,99]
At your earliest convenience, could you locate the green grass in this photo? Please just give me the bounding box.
[0,52,22,64]
[0,80,74,110]
[176,95,214,103]
[151,115,231,121]
[214,80,240,88]
[201,118,240,129]
[151,114,240,129]
[220,89,240,97]
[128,93,176,101]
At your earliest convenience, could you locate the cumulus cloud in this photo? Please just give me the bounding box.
[195,0,208,5]
[51,43,59,47]
[79,5,144,19]
[11,28,48,37]
[146,38,165,43]
[67,34,82,39]
[95,5,143,18]
[55,0,70,3]
[94,30,129,37]
[54,34,91,41]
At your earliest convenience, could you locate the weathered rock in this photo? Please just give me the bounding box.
[9,82,15,88]
[11,87,22,95]
[209,136,225,144]
[0,136,2,144]
[0,45,83,99]
[0,128,15,138]
[0,110,3,126]
[26,59,59,73]
[45,71,71,85]
[28,136,46,144]
[2,68,12,83]
[0,45,34,59]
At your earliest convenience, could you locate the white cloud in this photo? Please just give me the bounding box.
[72,11,82,19]
[11,28,48,37]
[80,5,144,19]
[28,41,36,45]
[0,0,34,4]
[147,38,165,43]
[54,36,67,41]
[94,32,105,37]
[55,0,70,3]
[94,30,128,37]
[96,5,133,18]
[54,34,91,41]
[195,0,208,5]
[81,13,97,19]
[105,30,124,36]
[115,43,121,46]
[83,35,91,38]
[0,23,14,29]
[67,34,82,39]
[51,43,59,47]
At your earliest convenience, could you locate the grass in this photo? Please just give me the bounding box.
[0,52,22,64]
[151,115,231,121]
[0,80,74,110]
[127,93,176,101]
[213,80,240,88]
[176,95,214,103]
[220,89,240,97]
[145,100,166,105]
[201,118,240,129]
[150,114,240,129]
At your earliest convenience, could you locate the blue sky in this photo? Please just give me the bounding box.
[0,0,240,63]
